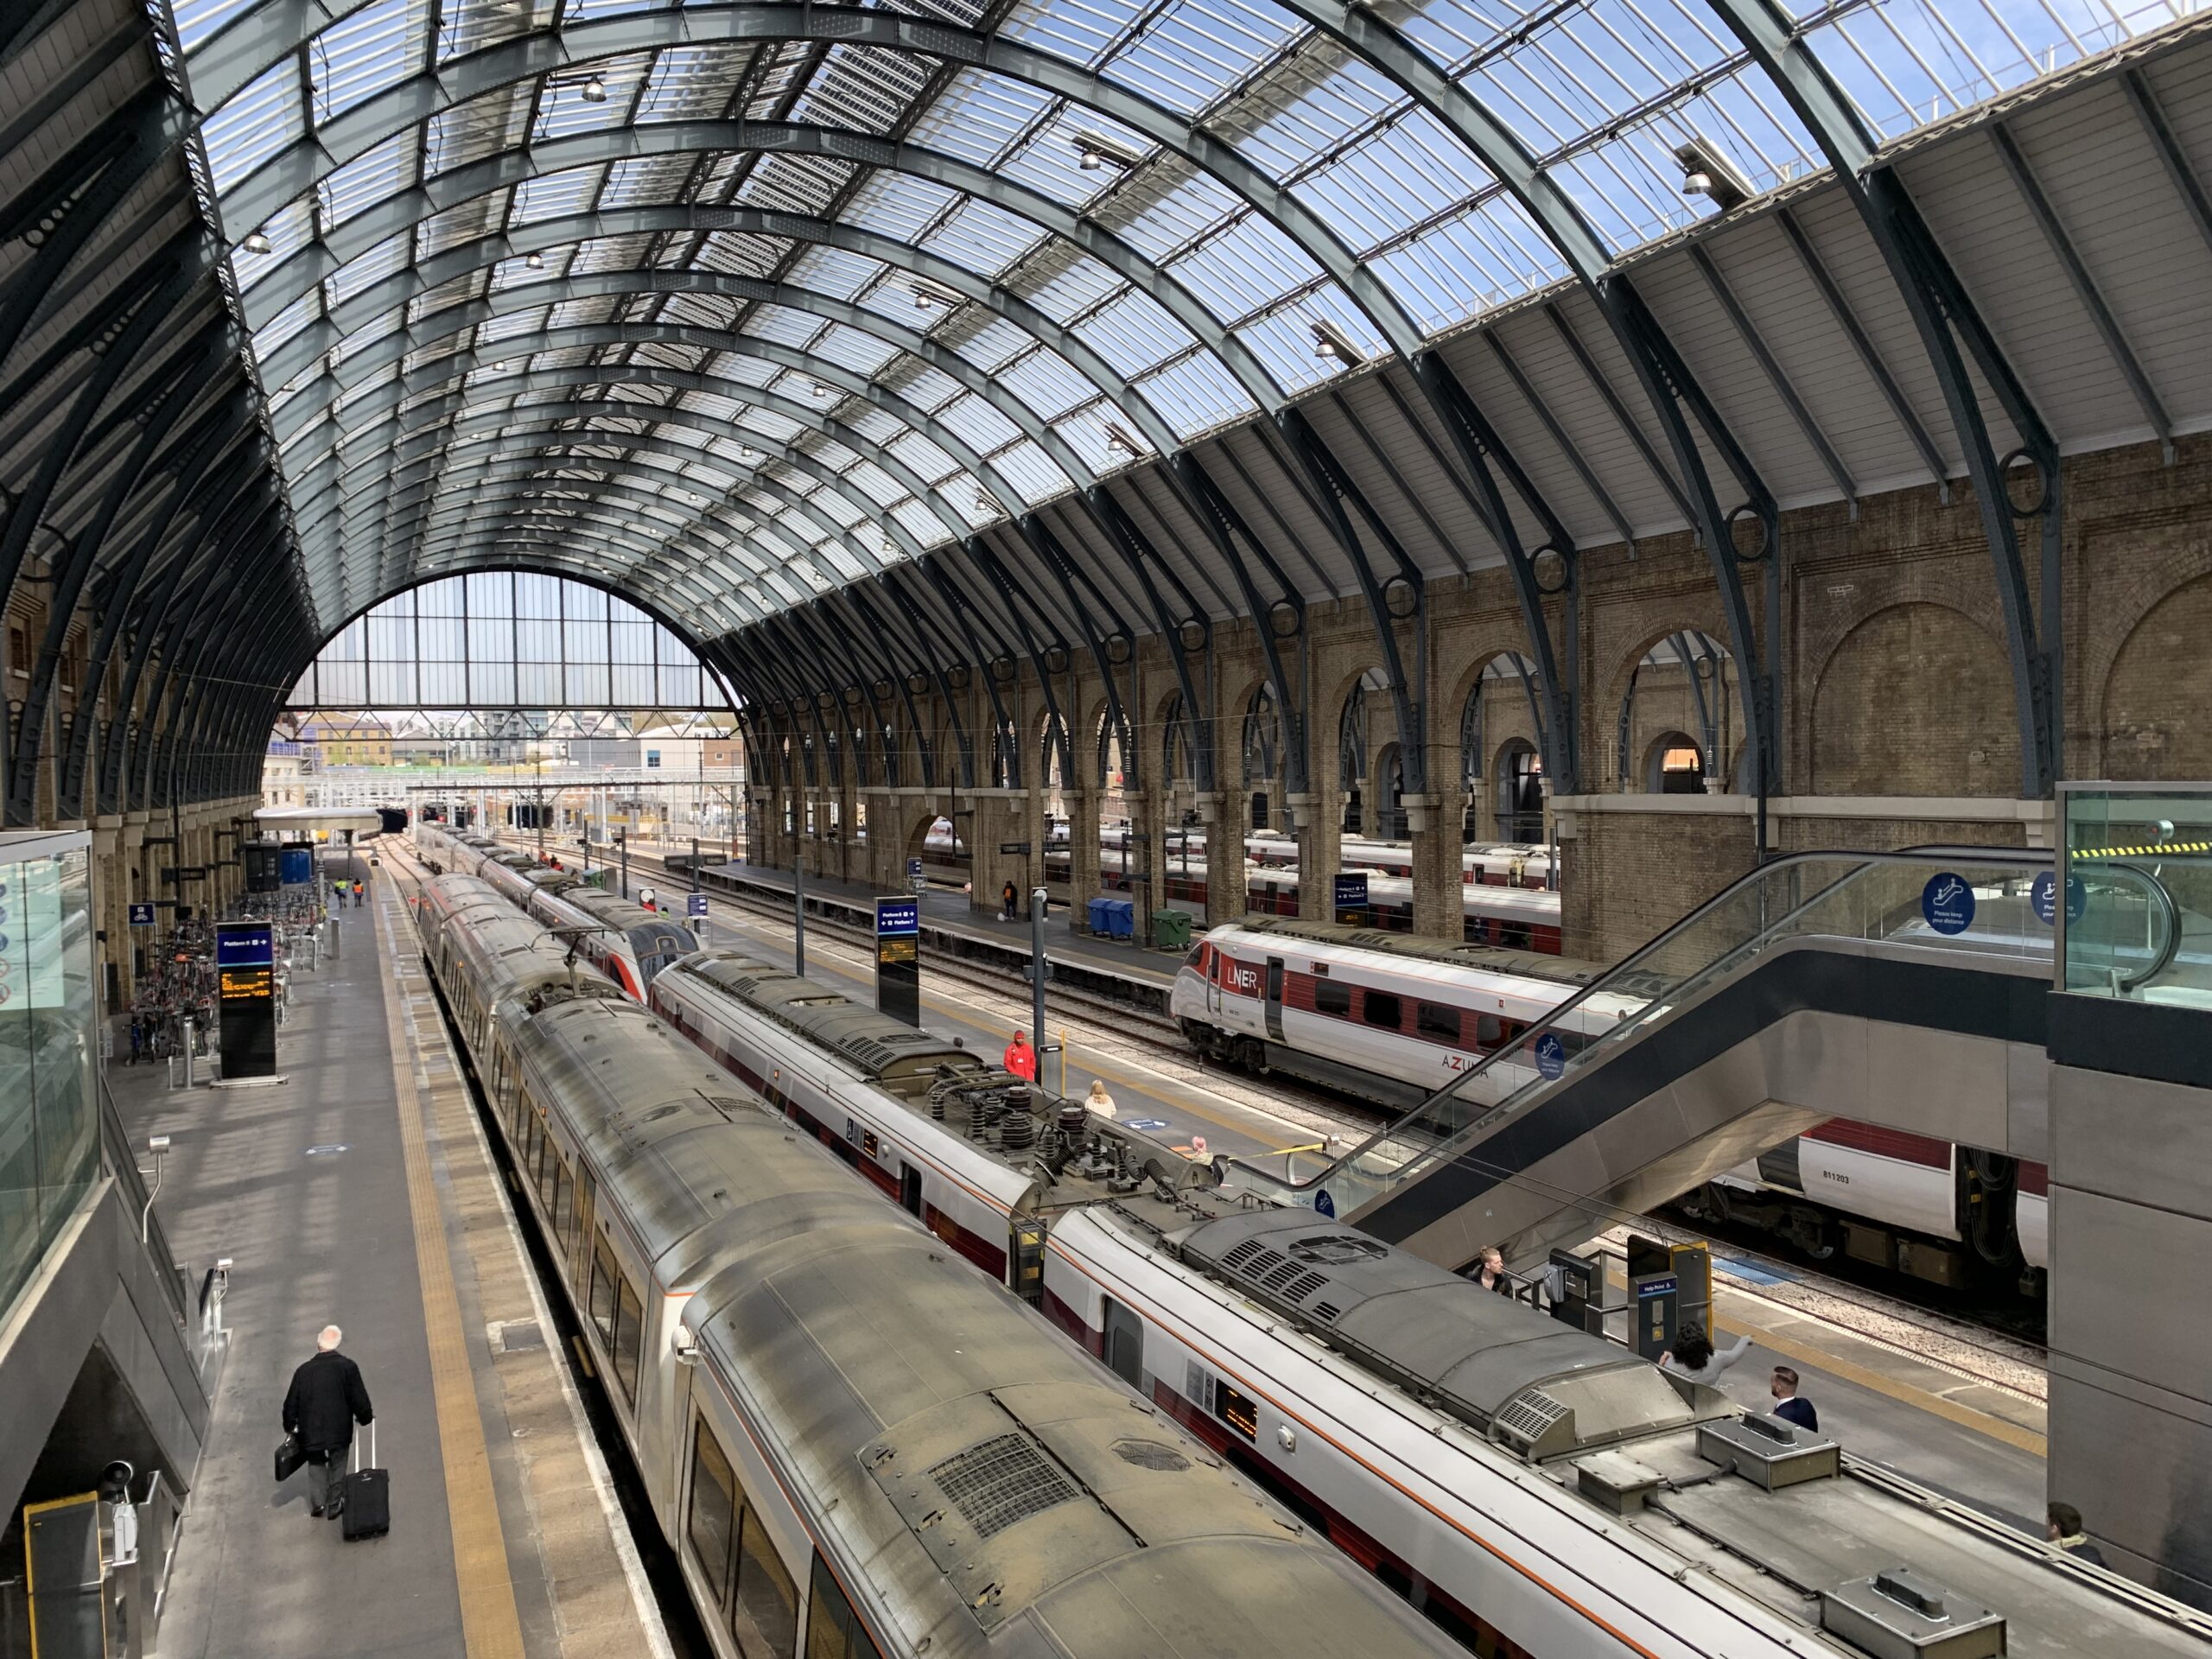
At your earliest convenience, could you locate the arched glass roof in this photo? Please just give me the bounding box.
[168,0,2196,631]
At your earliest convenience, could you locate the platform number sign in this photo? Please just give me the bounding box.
[1534,1031,1567,1080]
[1920,871,1975,936]
[128,902,156,926]
[2030,871,2087,928]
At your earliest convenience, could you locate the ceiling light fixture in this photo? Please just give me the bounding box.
[1674,140,1752,213]
[242,230,271,253]
[1071,133,1142,172]
[1103,423,1140,456]
[582,74,608,102]
[1312,321,1362,365]
[525,251,544,269]
[812,380,834,397]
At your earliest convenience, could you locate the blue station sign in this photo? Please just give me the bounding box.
[1920,871,1975,936]
[875,898,920,937]
[128,902,156,926]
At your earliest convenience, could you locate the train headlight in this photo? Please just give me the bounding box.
[672,1323,700,1366]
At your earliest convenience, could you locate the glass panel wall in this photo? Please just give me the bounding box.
[2060,784,2212,1007]
[0,834,99,1328]
[286,574,722,711]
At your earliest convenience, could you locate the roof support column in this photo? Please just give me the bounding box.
[1086,492,1214,796]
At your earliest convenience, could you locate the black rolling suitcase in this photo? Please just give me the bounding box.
[340,1424,390,1541]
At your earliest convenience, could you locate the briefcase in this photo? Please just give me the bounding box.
[339,1424,389,1541]
[274,1433,305,1484]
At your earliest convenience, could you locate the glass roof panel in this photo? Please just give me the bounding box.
[203,59,304,195]
[1097,0,1305,118]
[308,0,430,124]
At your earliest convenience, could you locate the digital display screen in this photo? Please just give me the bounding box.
[876,938,918,965]
[221,967,274,1001]
[1216,1380,1259,1442]
[216,924,275,969]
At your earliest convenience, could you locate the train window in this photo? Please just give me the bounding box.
[613,1278,644,1403]
[1103,1299,1144,1389]
[551,1159,572,1243]
[1313,980,1352,1018]
[804,1554,883,1659]
[589,1239,618,1345]
[1185,943,1205,968]
[537,1136,558,1209]
[571,1170,594,1264]
[733,1511,800,1659]
[1362,990,1403,1030]
[1215,1379,1259,1442]
[686,1421,739,1604]
[1473,1014,1504,1050]
[1416,1002,1460,1043]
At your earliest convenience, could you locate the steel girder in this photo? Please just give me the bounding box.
[1708,0,2062,797]
[846,578,957,788]
[211,4,1602,678]
[7,335,227,823]
[1277,406,1430,803]
[60,414,261,817]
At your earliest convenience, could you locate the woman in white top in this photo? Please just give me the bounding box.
[1085,1078,1117,1119]
[1659,1321,1751,1386]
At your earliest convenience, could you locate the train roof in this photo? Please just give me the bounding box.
[685,1220,1455,1659]
[1219,917,1605,984]
[1172,1209,1712,1459]
[673,949,977,1090]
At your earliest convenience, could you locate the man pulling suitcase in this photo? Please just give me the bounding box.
[280,1325,376,1527]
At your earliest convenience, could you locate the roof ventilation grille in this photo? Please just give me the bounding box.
[927,1433,1081,1540]
[1491,1389,1573,1458]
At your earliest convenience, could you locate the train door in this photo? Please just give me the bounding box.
[1205,945,1223,1016]
[899,1163,922,1217]
[1264,956,1286,1043]
[1101,1298,1145,1390]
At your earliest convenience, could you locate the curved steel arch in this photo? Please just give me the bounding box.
[381,444,889,587]
[216,9,1438,358]
[376,469,866,618]
[273,265,1109,494]
[384,405,947,571]
[386,477,825,616]
[350,323,1079,563]
[293,361,976,569]
[257,203,1190,461]
[247,119,1279,423]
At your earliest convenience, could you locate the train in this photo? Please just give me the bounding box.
[632,939,2196,1659]
[410,873,1465,1659]
[413,821,695,996]
[1173,917,2052,1288]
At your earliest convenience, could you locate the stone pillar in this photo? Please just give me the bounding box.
[1290,791,1344,922]
[1132,779,1169,942]
[1199,792,1243,926]
[1405,795,1459,940]
[968,789,1041,919]
[1066,786,1102,932]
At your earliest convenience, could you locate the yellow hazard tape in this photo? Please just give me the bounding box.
[2075,842,2212,858]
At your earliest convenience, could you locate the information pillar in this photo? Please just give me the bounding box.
[216,921,277,1078]
[874,897,920,1027]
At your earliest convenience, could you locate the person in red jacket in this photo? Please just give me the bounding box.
[1003,1029,1038,1081]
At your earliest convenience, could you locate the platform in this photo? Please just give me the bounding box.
[106,860,668,1659]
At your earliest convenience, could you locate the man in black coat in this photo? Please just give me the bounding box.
[283,1325,374,1518]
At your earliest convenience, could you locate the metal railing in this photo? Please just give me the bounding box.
[99,1079,190,1332]
[1224,848,2177,1220]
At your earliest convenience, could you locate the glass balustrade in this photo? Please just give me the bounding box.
[2061,783,2212,1007]
[0,832,99,1329]
[1228,847,2173,1221]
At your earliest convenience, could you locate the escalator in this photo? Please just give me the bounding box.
[1228,849,2182,1269]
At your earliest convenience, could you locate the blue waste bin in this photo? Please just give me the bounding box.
[1086,896,1114,933]
[1103,898,1135,938]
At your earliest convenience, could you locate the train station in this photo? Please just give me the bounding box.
[4,0,2212,1650]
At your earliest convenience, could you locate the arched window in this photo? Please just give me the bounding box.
[1243,686,1280,830]
[1495,740,1544,842]
[1618,632,1731,792]
[1162,693,1197,793]
[1339,670,1383,835]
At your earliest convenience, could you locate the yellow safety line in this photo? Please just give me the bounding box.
[372,888,530,1659]
[1711,1307,2047,1458]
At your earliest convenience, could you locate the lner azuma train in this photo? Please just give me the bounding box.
[411,874,1465,1659]
[647,945,2210,1659]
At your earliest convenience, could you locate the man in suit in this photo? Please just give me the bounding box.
[283,1325,374,1519]
[1769,1365,1818,1431]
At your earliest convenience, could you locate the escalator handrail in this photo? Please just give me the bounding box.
[1223,846,2066,1201]
[100,1075,192,1331]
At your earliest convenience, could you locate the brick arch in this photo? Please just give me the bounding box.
[2077,535,2212,757]
[2100,571,2212,779]
[1808,601,2018,795]
[1599,622,1741,741]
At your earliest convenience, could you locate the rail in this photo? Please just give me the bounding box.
[1224,848,2181,1220]
[100,1076,191,1332]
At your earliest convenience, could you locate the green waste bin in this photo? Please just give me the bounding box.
[1151,909,1192,950]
